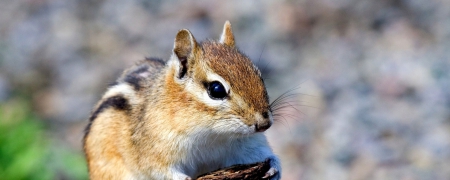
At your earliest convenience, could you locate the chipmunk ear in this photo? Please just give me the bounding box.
[173,29,198,79]
[219,21,235,47]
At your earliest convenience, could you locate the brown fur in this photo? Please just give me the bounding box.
[85,109,134,179]
[84,21,276,179]
[203,41,269,112]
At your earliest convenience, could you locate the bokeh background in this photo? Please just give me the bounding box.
[1,0,450,179]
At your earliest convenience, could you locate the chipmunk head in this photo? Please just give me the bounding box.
[166,21,272,136]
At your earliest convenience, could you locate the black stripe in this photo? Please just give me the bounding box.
[83,95,130,143]
[124,75,142,90]
[133,65,149,74]
[124,65,150,90]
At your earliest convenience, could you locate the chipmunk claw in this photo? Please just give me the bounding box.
[262,167,278,178]
[262,157,281,180]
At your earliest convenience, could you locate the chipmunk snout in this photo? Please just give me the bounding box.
[255,121,272,132]
[255,111,272,132]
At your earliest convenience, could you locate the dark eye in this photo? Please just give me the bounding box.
[207,81,228,99]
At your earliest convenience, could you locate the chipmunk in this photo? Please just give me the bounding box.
[83,21,281,180]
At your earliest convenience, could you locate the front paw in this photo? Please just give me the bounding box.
[263,157,281,180]
[171,170,192,180]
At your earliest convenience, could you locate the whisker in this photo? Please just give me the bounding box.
[257,44,266,65]
[270,84,305,107]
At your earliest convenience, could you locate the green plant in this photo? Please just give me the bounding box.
[0,99,88,180]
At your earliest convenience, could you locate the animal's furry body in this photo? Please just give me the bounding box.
[83,21,281,180]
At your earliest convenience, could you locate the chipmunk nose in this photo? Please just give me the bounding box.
[255,121,272,132]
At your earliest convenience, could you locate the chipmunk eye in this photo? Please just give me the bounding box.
[207,81,228,99]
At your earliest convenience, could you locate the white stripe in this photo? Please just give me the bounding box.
[103,83,137,104]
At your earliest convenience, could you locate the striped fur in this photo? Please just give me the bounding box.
[83,21,281,180]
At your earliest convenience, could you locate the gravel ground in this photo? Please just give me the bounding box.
[1,0,450,179]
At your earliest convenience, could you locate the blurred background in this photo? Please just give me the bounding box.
[1,0,450,179]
